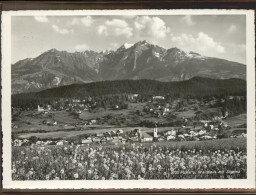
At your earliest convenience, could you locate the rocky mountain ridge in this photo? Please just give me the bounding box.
[12,40,246,94]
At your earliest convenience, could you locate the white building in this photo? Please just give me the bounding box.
[189,130,198,137]
[92,137,101,143]
[91,119,97,124]
[141,133,153,142]
[153,96,165,100]
[56,140,68,145]
[47,104,52,111]
[164,108,170,112]
[81,139,92,144]
[38,105,44,112]
[164,129,176,136]
[129,94,139,100]
[73,99,81,103]
[198,130,207,135]
[167,135,176,141]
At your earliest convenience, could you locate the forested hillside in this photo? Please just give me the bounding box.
[12,77,246,108]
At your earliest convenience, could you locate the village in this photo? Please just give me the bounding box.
[12,94,247,147]
[12,119,246,147]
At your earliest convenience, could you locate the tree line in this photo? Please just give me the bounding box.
[12,77,246,108]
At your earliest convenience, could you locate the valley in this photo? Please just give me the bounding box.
[12,78,247,145]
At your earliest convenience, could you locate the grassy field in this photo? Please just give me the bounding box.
[175,109,196,118]
[79,103,146,120]
[139,137,246,150]
[92,137,246,151]
[13,125,75,134]
[13,110,79,132]
[224,114,246,127]
[53,111,78,124]
[12,111,55,132]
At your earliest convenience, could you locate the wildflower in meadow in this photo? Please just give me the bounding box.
[72,159,77,164]
[60,169,65,174]
[12,143,247,180]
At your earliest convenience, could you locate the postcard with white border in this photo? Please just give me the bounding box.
[2,9,255,189]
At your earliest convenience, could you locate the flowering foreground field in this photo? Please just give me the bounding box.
[12,139,246,180]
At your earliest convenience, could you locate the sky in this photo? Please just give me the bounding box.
[11,15,246,64]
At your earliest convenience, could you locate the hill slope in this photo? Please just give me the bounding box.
[12,77,246,105]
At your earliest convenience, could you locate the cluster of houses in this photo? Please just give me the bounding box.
[143,97,201,117]
[12,139,67,147]
[128,94,139,102]
[143,96,232,119]
[12,139,30,146]
[38,105,52,112]
[37,94,167,113]
[144,104,171,117]
[193,118,230,131]
[12,122,247,147]
[37,97,96,112]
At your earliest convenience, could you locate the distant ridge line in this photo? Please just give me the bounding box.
[12,77,246,100]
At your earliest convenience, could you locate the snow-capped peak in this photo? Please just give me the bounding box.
[154,52,160,58]
[185,51,206,59]
[116,43,134,52]
[123,43,134,49]
[100,49,113,55]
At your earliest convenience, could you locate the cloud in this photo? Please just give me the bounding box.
[75,44,89,51]
[230,43,246,54]
[110,42,119,49]
[134,16,170,39]
[122,15,137,19]
[97,19,133,38]
[67,18,80,26]
[66,16,94,27]
[81,16,94,27]
[34,16,49,23]
[181,15,195,26]
[172,32,225,53]
[52,25,74,35]
[237,44,246,52]
[97,25,108,36]
[227,24,237,33]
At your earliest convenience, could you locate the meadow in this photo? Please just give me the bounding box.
[12,138,246,180]
[223,114,247,127]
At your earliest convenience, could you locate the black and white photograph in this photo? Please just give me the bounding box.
[2,10,255,189]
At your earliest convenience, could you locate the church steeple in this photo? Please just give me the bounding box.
[153,124,158,138]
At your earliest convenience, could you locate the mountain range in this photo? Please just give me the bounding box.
[12,40,246,94]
